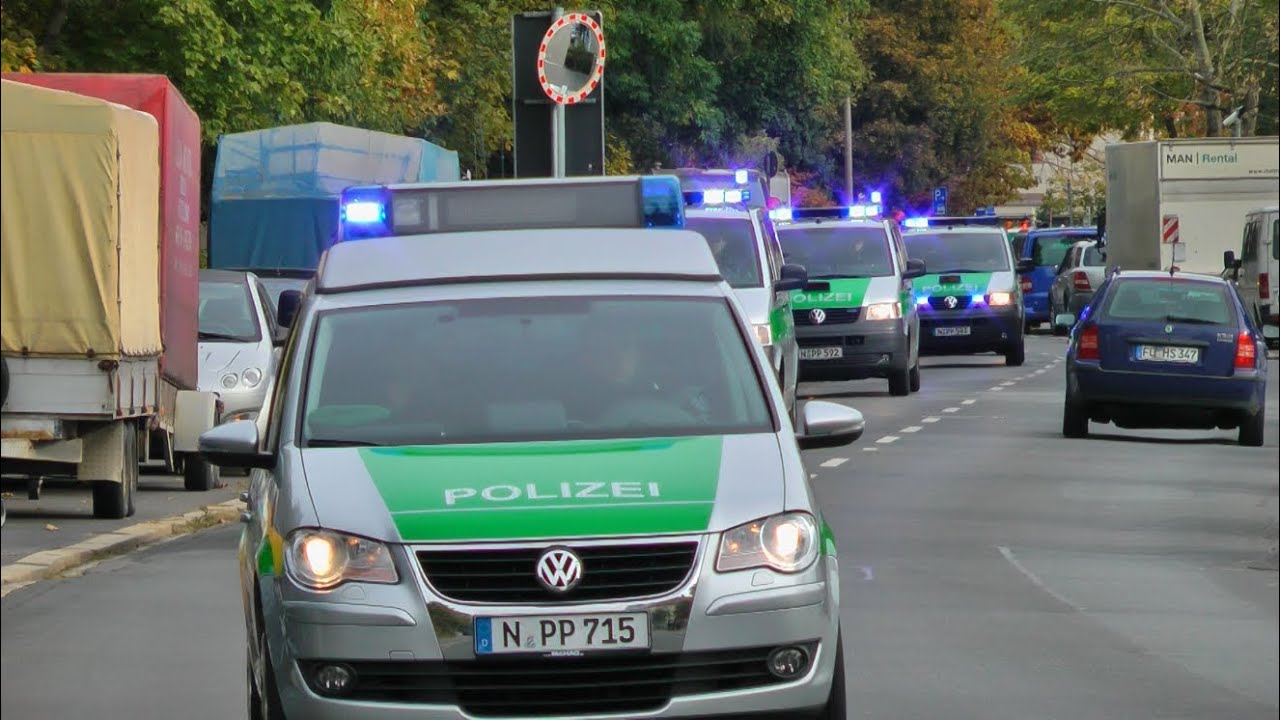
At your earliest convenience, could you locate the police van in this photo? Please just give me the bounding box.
[201,177,863,720]
[902,218,1034,366]
[773,205,927,396]
[683,190,805,420]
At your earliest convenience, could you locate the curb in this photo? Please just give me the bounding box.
[0,499,242,597]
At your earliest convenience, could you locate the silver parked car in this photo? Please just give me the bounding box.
[200,228,863,720]
[197,270,285,425]
[1049,240,1107,335]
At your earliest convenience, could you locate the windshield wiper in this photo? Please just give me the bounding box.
[306,438,385,448]
[199,330,251,341]
[936,268,989,274]
[1164,315,1218,326]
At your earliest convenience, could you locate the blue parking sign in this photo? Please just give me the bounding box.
[933,187,948,215]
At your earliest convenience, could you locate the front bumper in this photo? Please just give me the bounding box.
[265,536,840,719]
[204,385,266,422]
[918,304,1021,354]
[795,318,908,381]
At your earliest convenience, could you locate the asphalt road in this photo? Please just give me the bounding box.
[0,469,246,565]
[2,335,1276,720]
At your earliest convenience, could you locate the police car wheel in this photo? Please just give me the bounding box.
[813,630,847,719]
[888,367,911,397]
[909,359,921,393]
[1005,341,1026,367]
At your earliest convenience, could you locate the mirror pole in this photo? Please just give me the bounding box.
[551,6,567,178]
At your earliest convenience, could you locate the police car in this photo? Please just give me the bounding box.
[902,219,1034,366]
[683,191,805,421]
[201,178,863,720]
[773,205,927,396]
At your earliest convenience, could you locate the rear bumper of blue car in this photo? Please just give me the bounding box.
[1069,362,1264,417]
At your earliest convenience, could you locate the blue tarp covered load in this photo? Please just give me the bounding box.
[208,122,459,270]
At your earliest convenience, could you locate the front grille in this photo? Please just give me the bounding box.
[794,307,861,325]
[926,295,976,310]
[418,542,698,604]
[299,645,804,717]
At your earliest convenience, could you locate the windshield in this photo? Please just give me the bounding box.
[685,217,764,289]
[904,232,1010,273]
[301,296,772,446]
[1101,280,1234,325]
[1030,232,1090,268]
[1081,245,1106,266]
[777,226,893,278]
[198,279,260,342]
[259,277,310,309]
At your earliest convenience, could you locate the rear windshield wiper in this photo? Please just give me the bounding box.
[1164,315,1219,325]
[199,331,251,341]
[305,438,385,448]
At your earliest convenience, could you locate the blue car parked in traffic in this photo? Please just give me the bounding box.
[1063,271,1268,446]
[1020,227,1100,331]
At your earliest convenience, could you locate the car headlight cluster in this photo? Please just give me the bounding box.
[863,302,902,321]
[717,512,819,573]
[220,367,264,390]
[285,529,399,590]
[987,292,1014,306]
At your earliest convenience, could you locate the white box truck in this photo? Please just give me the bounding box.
[1103,137,1279,277]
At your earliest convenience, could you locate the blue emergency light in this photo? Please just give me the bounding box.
[903,217,930,229]
[735,169,750,185]
[769,207,793,222]
[870,191,883,204]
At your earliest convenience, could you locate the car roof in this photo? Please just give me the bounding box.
[685,207,756,220]
[776,219,887,230]
[904,225,1007,236]
[1070,239,1098,248]
[1027,226,1098,237]
[199,269,251,284]
[1111,270,1229,285]
[222,267,314,279]
[315,229,723,294]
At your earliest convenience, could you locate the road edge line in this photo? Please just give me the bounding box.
[1,499,242,597]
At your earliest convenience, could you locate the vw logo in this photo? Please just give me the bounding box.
[1164,324,1174,333]
[809,308,827,324]
[535,547,582,592]
[944,295,959,309]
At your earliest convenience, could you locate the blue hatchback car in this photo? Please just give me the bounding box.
[1063,271,1268,446]
[1020,227,1099,331]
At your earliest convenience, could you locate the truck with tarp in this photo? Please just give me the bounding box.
[0,80,218,519]
[208,122,460,279]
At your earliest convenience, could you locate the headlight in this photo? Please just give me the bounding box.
[753,323,774,347]
[717,512,819,573]
[863,302,902,321]
[987,292,1014,306]
[241,367,264,388]
[221,372,238,389]
[285,529,399,590]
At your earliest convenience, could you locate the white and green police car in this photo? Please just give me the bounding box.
[902,219,1033,366]
[200,179,864,720]
[773,206,928,396]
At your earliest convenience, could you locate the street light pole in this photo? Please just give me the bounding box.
[843,95,853,205]
[551,6,566,178]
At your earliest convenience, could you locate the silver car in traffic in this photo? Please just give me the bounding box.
[197,270,285,424]
[1049,240,1107,335]
[201,229,863,720]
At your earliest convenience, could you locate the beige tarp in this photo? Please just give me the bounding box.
[1,80,161,359]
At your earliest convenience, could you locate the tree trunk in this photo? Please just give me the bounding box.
[1187,0,1224,136]
[1241,85,1260,137]
[41,0,73,51]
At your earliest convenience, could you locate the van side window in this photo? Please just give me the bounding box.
[1273,219,1279,261]
[1242,222,1259,262]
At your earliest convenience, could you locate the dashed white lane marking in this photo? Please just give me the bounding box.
[876,435,900,444]
[1001,381,1016,386]
[989,385,1004,391]
[943,407,959,413]
[900,426,922,433]
[820,457,848,468]
[997,545,1085,612]
[961,399,976,405]
[809,473,818,479]
[1033,369,1046,375]
[861,447,878,452]
[922,416,940,424]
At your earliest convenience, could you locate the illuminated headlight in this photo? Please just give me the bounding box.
[241,367,263,388]
[863,302,902,321]
[753,323,774,347]
[285,529,399,590]
[717,512,819,573]
[221,372,238,389]
[987,292,1014,306]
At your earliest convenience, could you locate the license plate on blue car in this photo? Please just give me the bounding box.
[1135,345,1200,364]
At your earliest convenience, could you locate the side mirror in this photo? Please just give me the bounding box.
[198,420,274,470]
[1054,312,1076,329]
[774,264,809,292]
[796,401,865,450]
[1015,258,1036,274]
[277,290,303,329]
[903,258,927,279]
[272,324,290,347]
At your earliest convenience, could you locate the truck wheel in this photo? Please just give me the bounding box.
[184,453,221,491]
[92,422,138,519]
[888,366,911,397]
[1239,400,1265,447]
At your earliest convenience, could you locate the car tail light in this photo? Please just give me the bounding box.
[1020,276,1032,293]
[1078,325,1099,360]
[1072,271,1091,291]
[1260,272,1271,300]
[1235,331,1257,369]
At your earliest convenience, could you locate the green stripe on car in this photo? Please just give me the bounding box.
[914,272,995,296]
[789,278,871,309]
[358,436,724,542]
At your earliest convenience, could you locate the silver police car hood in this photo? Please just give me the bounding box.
[299,434,787,543]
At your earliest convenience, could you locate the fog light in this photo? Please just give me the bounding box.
[313,663,355,696]
[767,646,809,679]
